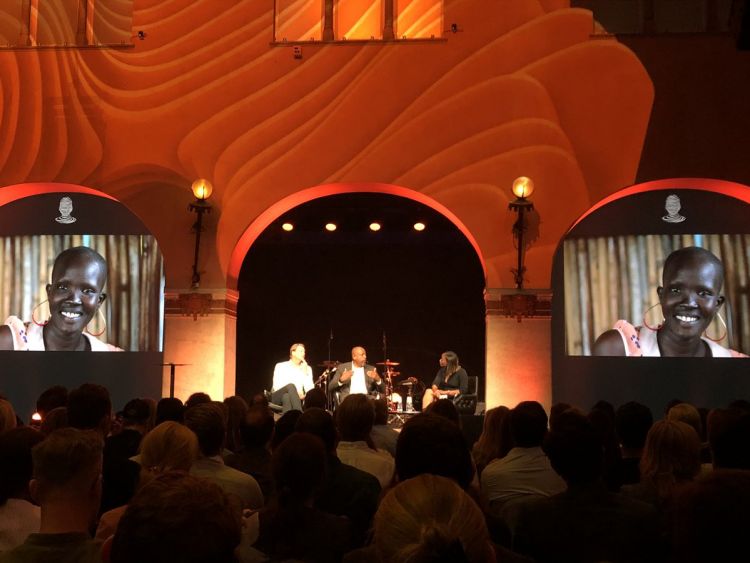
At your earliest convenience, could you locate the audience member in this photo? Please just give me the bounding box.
[296,408,381,547]
[35,386,67,419]
[481,401,565,515]
[671,469,750,563]
[225,404,275,502]
[110,472,241,563]
[335,395,394,488]
[372,474,496,563]
[588,402,623,491]
[0,428,44,553]
[424,398,461,426]
[0,401,16,434]
[514,411,663,563]
[471,406,511,478]
[269,409,302,451]
[0,429,104,563]
[303,388,328,411]
[621,420,701,510]
[185,403,263,509]
[254,433,352,562]
[154,397,184,425]
[615,401,653,485]
[395,412,475,490]
[370,398,398,457]
[548,402,575,432]
[96,422,200,541]
[707,407,750,469]
[66,384,111,437]
[185,392,211,409]
[39,408,67,436]
[223,396,249,454]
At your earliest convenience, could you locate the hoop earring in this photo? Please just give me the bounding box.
[642,303,664,332]
[704,312,727,342]
[85,308,107,337]
[31,300,49,327]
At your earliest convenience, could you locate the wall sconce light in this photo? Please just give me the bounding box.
[504,176,538,321]
[189,179,213,288]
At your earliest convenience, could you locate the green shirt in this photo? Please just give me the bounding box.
[0,532,102,563]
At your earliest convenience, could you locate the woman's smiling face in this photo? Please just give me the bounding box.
[45,252,107,336]
[658,251,724,341]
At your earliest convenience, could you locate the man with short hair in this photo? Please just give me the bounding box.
[225,404,275,501]
[0,428,104,563]
[330,346,383,402]
[185,403,263,509]
[271,343,314,412]
[66,384,111,437]
[481,401,566,514]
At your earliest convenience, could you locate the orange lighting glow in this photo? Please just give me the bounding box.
[369,222,381,231]
[325,223,337,232]
[31,412,42,421]
[282,222,294,232]
[511,176,534,199]
[413,222,426,231]
[191,178,213,201]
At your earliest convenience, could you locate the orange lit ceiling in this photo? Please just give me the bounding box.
[0,0,653,289]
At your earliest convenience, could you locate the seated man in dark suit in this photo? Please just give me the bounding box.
[329,346,383,403]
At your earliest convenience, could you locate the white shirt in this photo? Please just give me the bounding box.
[481,446,566,504]
[272,360,314,395]
[349,363,367,395]
[336,441,395,488]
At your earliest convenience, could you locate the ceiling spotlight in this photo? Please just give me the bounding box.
[413,222,426,231]
[282,222,294,232]
[369,222,381,232]
[325,223,337,232]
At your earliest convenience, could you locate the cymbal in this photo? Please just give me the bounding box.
[376,360,400,366]
[318,360,339,368]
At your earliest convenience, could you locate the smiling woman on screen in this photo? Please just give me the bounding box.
[593,247,746,358]
[0,246,121,351]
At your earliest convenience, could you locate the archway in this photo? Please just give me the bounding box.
[232,185,486,404]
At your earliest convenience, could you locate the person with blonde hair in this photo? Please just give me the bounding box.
[373,474,495,563]
[622,419,702,508]
[471,406,510,477]
[96,422,200,540]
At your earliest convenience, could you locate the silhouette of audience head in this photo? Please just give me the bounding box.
[707,407,750,469]
[425,398,460,426]
[296,407,338,453]
[67,383,111,436]
[270,409,302,451]
[40,407,68,435]
[223,396,249,453]
[396,413,474,490]
[35,385,68,418]
[667,402,703,439]
[140,421,199,473]
[303,388,328,411]
[374,474,494,563]
[0,399,16,433]
[272,432,327,507]
[544,410,601,487]
[672,469,750,563]
[184,403,226,457]
[640,420,701,498]
[0,427,44,504]
[509,401,548,448]
[185,392,211,409]
[110,472,241,563]
[31,428,103,522]
[373,397,389,425]
[336,394,375,442]
[615,401,653,450]
[240,404,275,450]
[155,397,184,425]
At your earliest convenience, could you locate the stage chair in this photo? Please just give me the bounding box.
[454,376,478,415]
